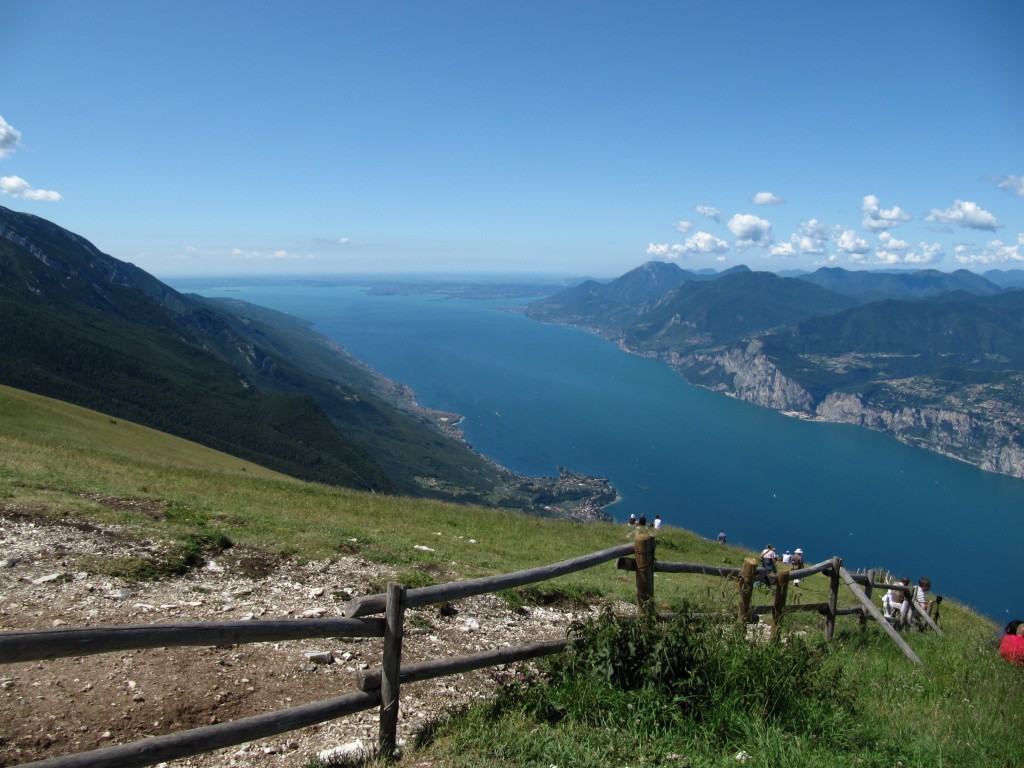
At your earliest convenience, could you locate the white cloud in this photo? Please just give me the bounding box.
[696,205,721,222]
[769,242,797,257]
[878,231,909,251]
[0,116,21,159]
[925,199,999,230]
[230,247,301,261]
[874,250,902,265]
[836,228,870,255]
[727,213,773,247]
[989,174,1024,197]
[647,231,729,258]
[954,237,1023,265]
[751,191,784,205]
[682,231,729,254]
[338,236,351,245]
[771,219,830,258]
[673,220,693,234]
[879,241,943,265]
[861,194,911,231]
[0,175,62,201]
[795,219,830,255]
[903,242,943,264]
[646,243,677,257]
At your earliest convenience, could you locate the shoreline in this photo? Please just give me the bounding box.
[368,372,618,523]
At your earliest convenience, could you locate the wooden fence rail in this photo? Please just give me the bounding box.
[17,690,382,768]
[0,618,385,663]
[343,541,637,618]
[2,533,939,767]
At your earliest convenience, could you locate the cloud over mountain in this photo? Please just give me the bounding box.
[861,195,911,231]
[925,199,1000,230]
[0,176,62,202]
[727,214,773,248]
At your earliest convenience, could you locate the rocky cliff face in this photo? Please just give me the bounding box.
[657,341,1024,480]
[816,391,1024,478]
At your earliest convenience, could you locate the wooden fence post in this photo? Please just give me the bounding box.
[771,568,790,639]
[825,556,841,641]
[860,569,874,630]
[379,582,407,756]
[634,532,655,615]
[738,557,757,623]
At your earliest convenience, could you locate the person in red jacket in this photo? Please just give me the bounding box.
[1000,619,1024,666]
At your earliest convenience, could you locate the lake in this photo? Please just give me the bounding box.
[188,281,1024,622]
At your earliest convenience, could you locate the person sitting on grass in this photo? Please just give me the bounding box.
[883,577,911,629]
[1000,620,1024,666]
[910,577,936,629]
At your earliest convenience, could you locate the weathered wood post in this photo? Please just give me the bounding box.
[825,556,841,641]
[770,567,790,639]
[634,531,655,616]
[738,557,757,623]
[379,582,407,756]
[860,569,874,630]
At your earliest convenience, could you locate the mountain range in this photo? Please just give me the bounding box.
[0,205,613,516]
[5,202,1022,491]
[526,261,1024,479]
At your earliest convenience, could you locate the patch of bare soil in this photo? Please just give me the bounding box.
[0,509,606,767]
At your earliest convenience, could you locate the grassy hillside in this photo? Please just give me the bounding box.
[0,205,548,504]
[2,385,1020,767]
[0,384,748,602]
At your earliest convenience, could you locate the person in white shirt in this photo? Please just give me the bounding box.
[882,577,911,628]
[759,545,778,585]
[653,515,662,530]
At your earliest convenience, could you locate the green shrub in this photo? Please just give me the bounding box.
[426,606,865,767]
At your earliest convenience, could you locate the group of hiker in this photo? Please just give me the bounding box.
[622,520,1024,669]
[881,576,939,630]
[758,544,804,584]
[627,513,662,530]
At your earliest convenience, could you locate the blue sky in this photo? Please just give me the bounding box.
[2,1,1022,278]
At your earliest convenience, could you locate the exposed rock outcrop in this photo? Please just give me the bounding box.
[815,391,1024,477]
[653,341,1024,480]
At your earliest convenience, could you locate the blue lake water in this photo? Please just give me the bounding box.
[190,282,1024,622]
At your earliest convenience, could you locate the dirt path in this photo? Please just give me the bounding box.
[0,510,601,767]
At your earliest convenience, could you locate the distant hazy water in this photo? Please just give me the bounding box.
[191,282,1024,622]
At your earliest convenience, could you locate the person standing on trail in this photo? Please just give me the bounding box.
[718,530,727,545]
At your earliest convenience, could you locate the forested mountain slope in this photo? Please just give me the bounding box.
[0,205,588,508]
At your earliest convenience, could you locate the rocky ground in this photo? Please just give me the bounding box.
[0,509,610,767]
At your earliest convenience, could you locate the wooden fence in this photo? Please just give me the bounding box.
[0,533,939,768]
